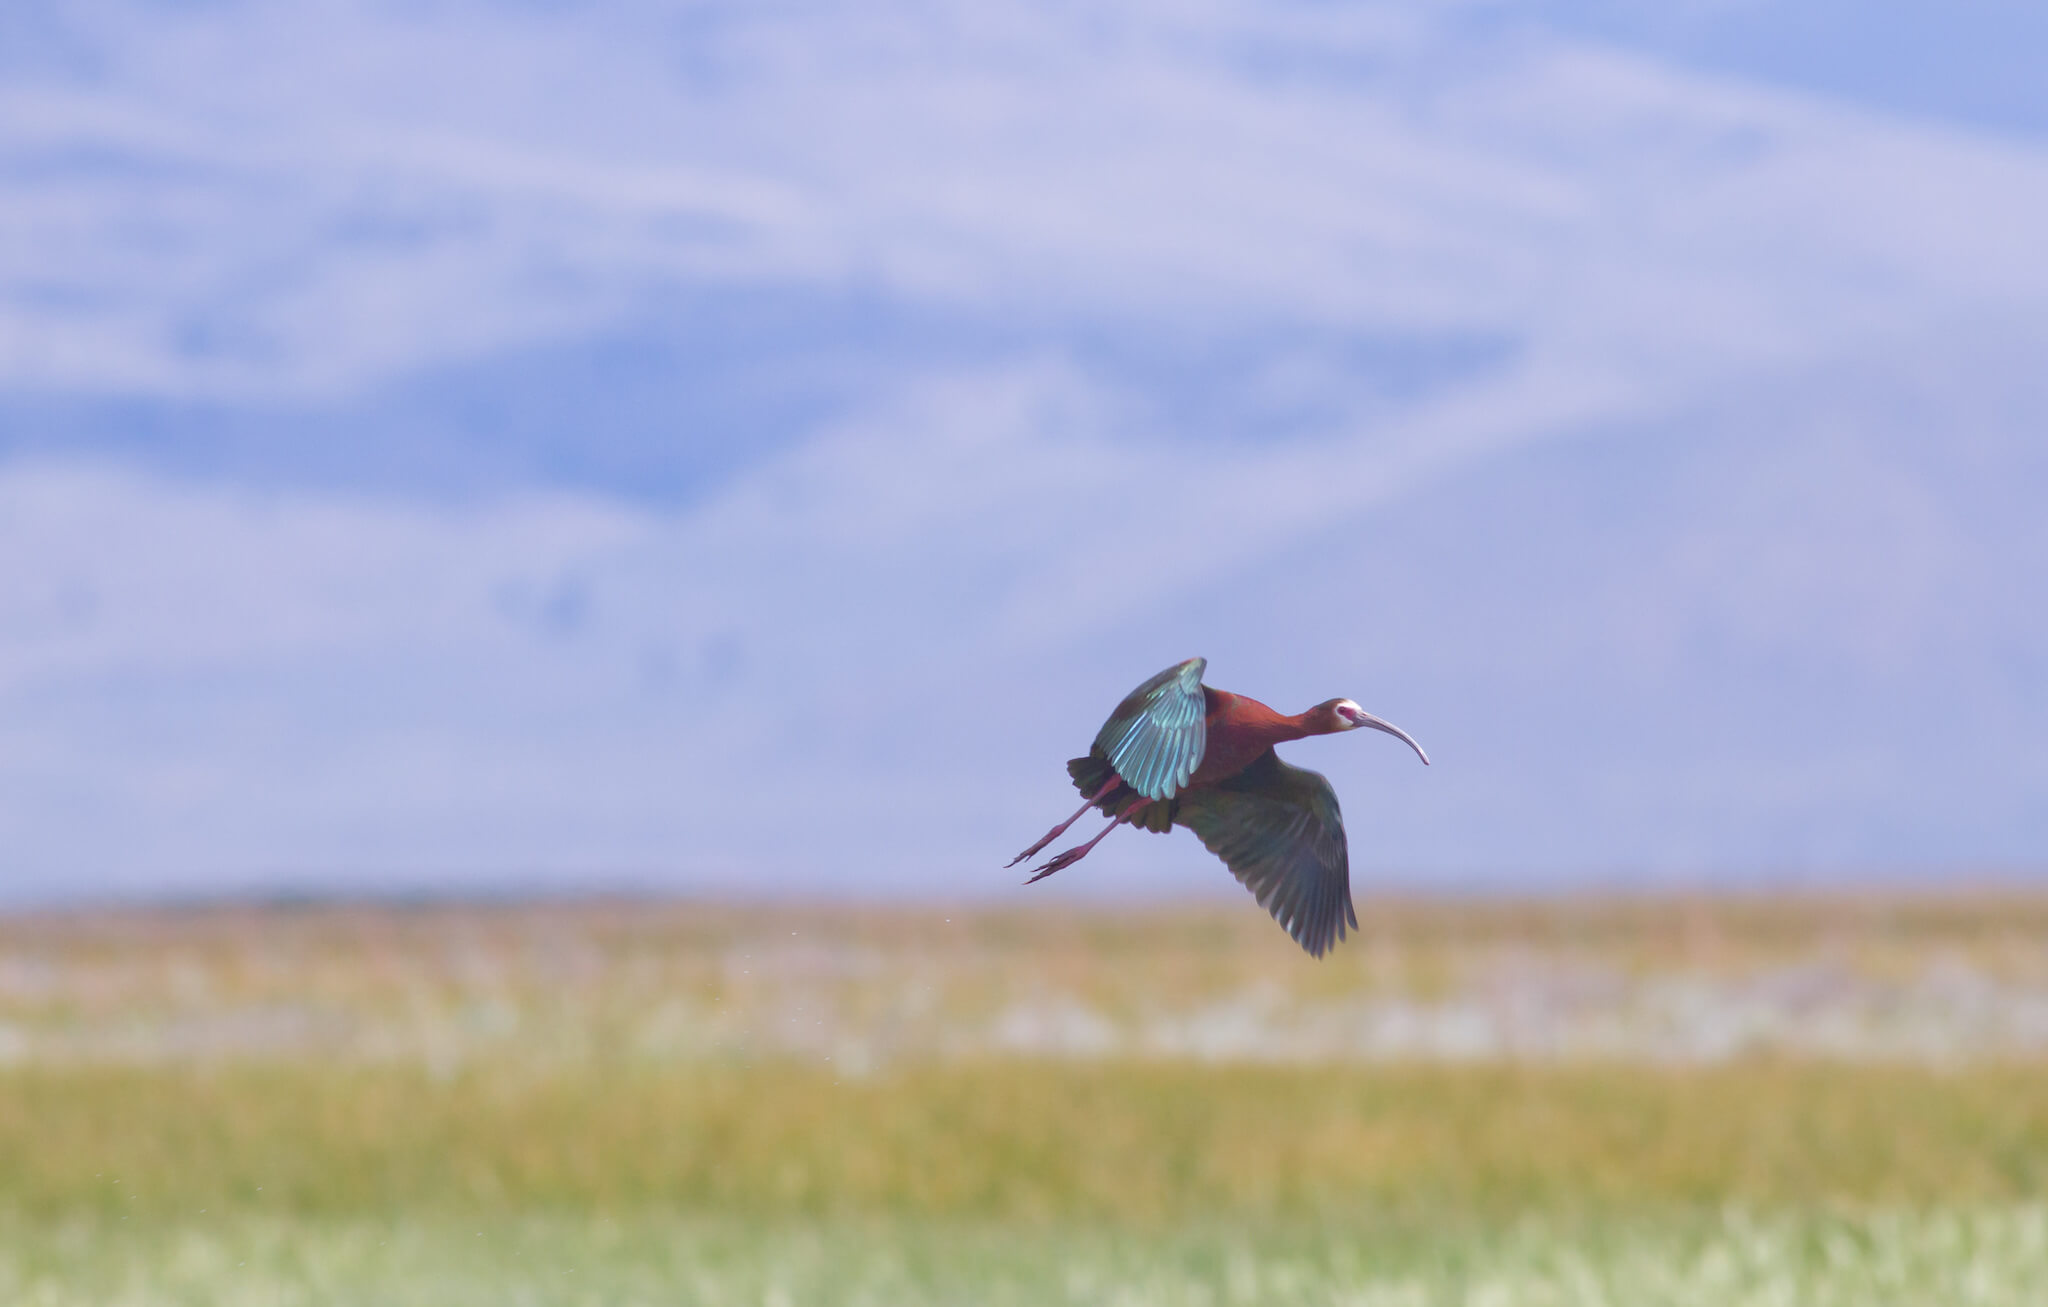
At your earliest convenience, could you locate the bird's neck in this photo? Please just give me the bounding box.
[1281,706,1344,739]
[1212,692,1334,745]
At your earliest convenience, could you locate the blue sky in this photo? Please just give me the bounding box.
[3,0,2045,902]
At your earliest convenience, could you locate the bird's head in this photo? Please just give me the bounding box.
[1319,699,1431,765]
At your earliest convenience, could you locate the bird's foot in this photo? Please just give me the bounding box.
[1021,846,1088,885]
[1006,781,1121,868]
[1020,802,1130,884]
[1006,831,1061,868]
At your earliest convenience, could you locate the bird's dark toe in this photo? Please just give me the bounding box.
[1022,849,1080,884]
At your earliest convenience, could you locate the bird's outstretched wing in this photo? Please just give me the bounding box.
[1090,657,1208,801]
[1175,749,1356,958]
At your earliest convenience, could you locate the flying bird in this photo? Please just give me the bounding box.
[1009,658,1428,957]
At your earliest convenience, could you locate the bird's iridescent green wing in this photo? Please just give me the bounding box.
[1090,657,1208,801]
[1175,750,1356,958]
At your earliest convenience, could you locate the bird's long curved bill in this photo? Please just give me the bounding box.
[1356,711,1430,765]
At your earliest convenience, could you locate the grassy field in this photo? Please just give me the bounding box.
[2,894,2045,1303]
[10,1207,2048,1306]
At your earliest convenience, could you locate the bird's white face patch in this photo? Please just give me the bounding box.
[1333,699,1365,728]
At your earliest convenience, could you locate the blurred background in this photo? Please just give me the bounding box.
[5,0,2045,903]
[4,4,2048,1304]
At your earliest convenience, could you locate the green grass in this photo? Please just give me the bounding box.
[6,1208,2046,1306]
[6,1058,2047,1303]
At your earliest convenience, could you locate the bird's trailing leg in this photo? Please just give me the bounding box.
[1007,777,1123,868]
[1022,802,1147,885]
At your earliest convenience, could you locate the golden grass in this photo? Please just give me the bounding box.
[6,1057,2044,1223]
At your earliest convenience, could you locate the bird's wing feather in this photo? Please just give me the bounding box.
[1175,750,1356,958]
[1089,657,1208,801]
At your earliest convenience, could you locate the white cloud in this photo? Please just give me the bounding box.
[4,1,2045,400]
